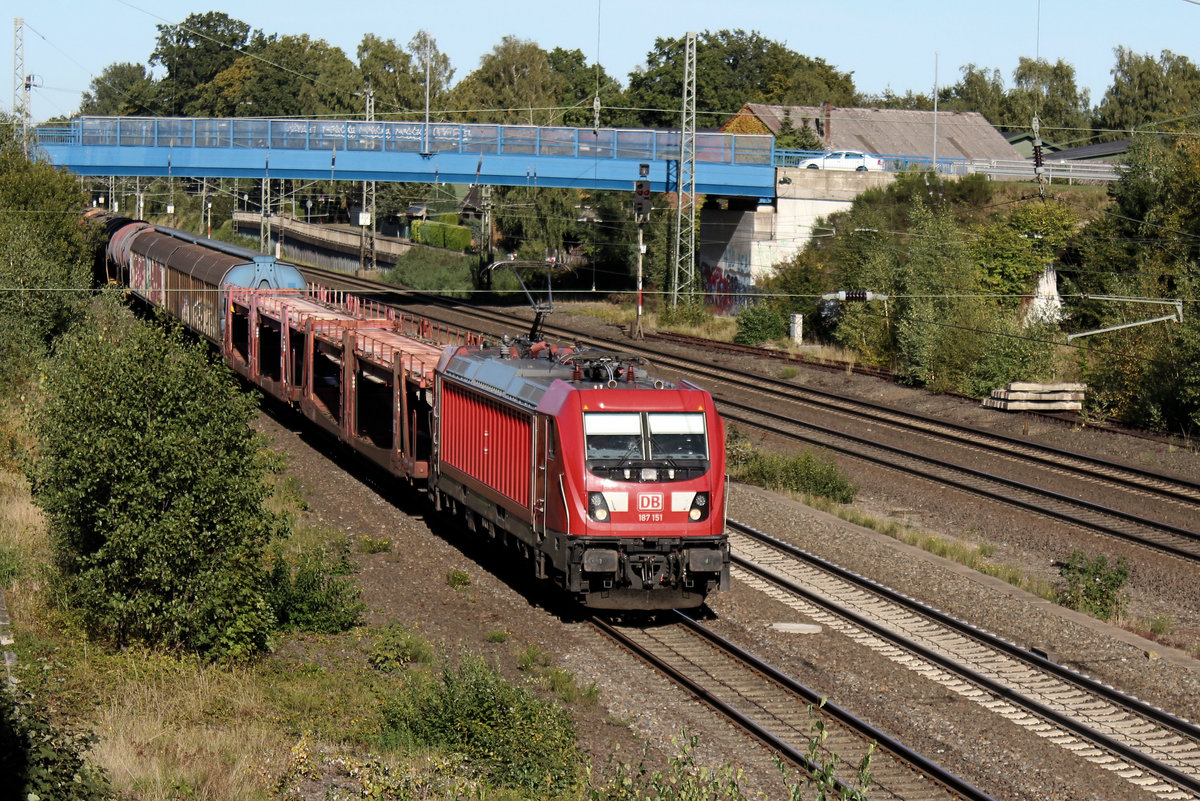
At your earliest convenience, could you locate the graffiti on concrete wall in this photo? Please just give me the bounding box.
[703,246,755,313]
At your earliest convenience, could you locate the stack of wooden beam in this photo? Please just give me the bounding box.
[982,382,1085,411]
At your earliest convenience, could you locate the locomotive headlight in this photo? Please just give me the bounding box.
[588,492,611,522]
[688,492,710,522]
[640,467,658,481]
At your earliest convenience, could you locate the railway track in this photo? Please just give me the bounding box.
[593,612,993,801]
[730,519,1200,799]
[297,268,1200,563]
[720,397,1200,563]
[294,267,1200,796]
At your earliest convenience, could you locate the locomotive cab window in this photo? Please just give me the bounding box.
[583,411,709,481]
[584,413,643,460]
[647,413,707,460]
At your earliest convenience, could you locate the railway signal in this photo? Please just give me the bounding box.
[634,179,651,217]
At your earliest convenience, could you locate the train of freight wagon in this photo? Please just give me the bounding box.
[88,211,730,610]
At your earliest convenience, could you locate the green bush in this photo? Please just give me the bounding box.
[380,654,580,794]
[411,219,472,252]
[0,683,110,800]
[659,300,709,328]
[734,301,789,345]
[1057,550,1131,620]
[726,429,857,503]
[380,247,476,297]
[445,568,471,590]
[29,296,280,660]
[267,544,365,634]
[370,623,435,672]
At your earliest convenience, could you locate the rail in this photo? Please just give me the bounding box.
[34,116,775,165]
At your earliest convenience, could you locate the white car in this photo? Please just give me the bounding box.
[798,150,884,171]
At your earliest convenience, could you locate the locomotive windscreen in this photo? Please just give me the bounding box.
[647,413,708,460]
[583,412,708,463]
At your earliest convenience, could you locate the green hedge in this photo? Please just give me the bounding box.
[411,219,472,252]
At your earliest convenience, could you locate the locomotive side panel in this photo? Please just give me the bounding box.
[438,380,533,510]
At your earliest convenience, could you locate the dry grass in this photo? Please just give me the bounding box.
[556,300,741,343]
[810,495,1058,602]
[88,654,288,800]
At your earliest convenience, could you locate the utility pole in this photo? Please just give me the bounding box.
[671,31,697,308]
[635,223,645,340]
[359,82,377,275]
[633,162,651,339]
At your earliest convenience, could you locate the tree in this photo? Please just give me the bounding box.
[492,185,578,263]
[626,30,855,128]
[358,34,423,116]
[150,12,262,115]
[774,109,825,150]
[406,31,455,112]
[1003,57,1090,143]
[29,296,281,659]
[546,47,624,127]
[0,120,91,383]
[1093,47,1200,141]
[939,64,1006,125]
[1070,130,1200,432]
[200,34,360,118]
[860,88,934,110]
[450,36,562,124]
[972,202,1079,299]
[78,62,157,116]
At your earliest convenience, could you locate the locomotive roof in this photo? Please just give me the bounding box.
[441,345,683,411]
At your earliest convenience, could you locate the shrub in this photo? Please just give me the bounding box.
[659,300,709,328]
[445,568,471,590]
[267,544,365,634]
[726,429,857,503]
[412,219,472,252]
[29,296,280,659]
[380,654,580,794]
[0,684,110,801]
[380,248,476,297]
[370,623,434,671]
[1057,550,1131,620]
[734,301,788,345]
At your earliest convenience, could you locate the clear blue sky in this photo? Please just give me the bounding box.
[8,0,1200,123]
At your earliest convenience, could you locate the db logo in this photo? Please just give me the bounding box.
[638,493,664,512]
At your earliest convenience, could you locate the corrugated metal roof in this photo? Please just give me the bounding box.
[734,103,1021,161]
[1047,139,1128,163]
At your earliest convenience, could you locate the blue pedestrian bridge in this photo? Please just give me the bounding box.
[35,116,779,199]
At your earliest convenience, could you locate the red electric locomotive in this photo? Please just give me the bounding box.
[432,341,730,609]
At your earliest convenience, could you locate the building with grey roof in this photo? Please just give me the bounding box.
[722,103,1022,162]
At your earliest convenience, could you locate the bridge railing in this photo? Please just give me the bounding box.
[35,116,775,165]
[774,148,1122,183]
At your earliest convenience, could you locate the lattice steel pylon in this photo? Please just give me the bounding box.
[671,32,698,308]
[13,18,29,151]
